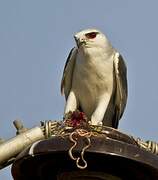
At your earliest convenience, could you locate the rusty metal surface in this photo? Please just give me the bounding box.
[1,119,157,172]
[11,129,158,180]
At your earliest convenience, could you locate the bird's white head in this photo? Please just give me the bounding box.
[74,28,112,49]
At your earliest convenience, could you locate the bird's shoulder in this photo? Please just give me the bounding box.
[113,52,127,76]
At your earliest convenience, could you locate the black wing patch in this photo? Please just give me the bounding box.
[113,53,128,128]
[61,47,77,99]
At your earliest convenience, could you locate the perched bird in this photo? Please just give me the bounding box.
[61,29,127,128]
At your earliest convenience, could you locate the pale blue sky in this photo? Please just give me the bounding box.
[0,1,158,179]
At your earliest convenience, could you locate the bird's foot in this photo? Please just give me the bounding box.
[90,116,103,126]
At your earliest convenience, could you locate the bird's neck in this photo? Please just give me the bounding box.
[78,45,114,59]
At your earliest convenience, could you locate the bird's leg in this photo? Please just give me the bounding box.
[64,91,78,114]
[90,94,110,126]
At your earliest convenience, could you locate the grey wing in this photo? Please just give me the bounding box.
[113,52,128,127]
[61,47,77,99]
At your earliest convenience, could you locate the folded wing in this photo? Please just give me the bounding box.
[61,47,77,99]
[113,52,128,127]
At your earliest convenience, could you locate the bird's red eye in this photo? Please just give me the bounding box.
[85,32,97,39]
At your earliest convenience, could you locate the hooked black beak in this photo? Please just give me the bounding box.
[74,36,86,48]
[74,35,79,47]
[74,35,78,42]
